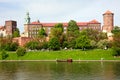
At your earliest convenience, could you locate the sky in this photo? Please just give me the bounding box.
[0,0,120,33]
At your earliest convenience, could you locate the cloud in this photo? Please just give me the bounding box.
[0,0,120,33]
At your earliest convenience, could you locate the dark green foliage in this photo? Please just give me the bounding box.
[75,35,90,50]
[48,37,60,50]
[97,39,109,49]
[112,26,120,34]
[113,32,120,47]
[1,50,9,59]
[81,29,107,42]
[13,28,20,38]
[0,38,18,51]
[25,41,39,50]
[112,47,120,56]
[67,20,79,32]
[50,23,63,38]
[10,42,19,51]
[54,23,63,32]
[16,47,26,56]
[62,41,68,49]
[42,42,48,49]
[38,27,46,38]
[112,27,120,56]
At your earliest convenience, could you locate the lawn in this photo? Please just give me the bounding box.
[0,49,120,60]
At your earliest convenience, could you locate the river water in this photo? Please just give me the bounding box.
[0,61,120,80]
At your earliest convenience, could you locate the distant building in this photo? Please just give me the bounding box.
[102,10,114,40]
[22,12,101,38]
[0,20,17,37]
[102,10,114,33]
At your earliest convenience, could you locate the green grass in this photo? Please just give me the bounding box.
[0,49,120,60]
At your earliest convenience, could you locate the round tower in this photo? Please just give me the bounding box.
[102,10,114,33]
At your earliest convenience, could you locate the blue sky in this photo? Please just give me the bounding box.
[0,0,120,32]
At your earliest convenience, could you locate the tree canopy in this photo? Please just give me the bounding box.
[13,28,20,38]
[38,27,46,38]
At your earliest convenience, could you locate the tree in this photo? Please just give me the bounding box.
[25,41,39,50]
[48,37,60,50]
[1,50,9,59]
[75,35,90,50]
[97,39,109,49]
[112,26,120,34]
[67,20,79,32]
[13,28,20,38]
[10,42,19,51]
[50,23,63,38]
[81,28,107,42]
[16,47,26,56]
[67,20,79,48]
[90,40,97,49]
[38,27,46,38]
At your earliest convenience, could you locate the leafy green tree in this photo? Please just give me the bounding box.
[112,26,120,34]
[54,23,63,32]
[90,40,97,49]
[25,41,39,50]
[81,28,107,42]
[13,28,20,38]
[112,47,120,56]
[38,27,46,38]
[50,23,63,38]
[67,20,79,32]
[16,47,26,56]
[97,39,109,49]
[67,20,79,48]
[48,37,60,50]
[75,35,90,50]
[10,42,19,51]
[113,32,120,47]
[112,32,120,56]
[1,50,9,59]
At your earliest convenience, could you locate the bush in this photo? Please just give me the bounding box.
[1,50,9,59]
[48,37,60,50]
[112,47,120,56]
[16,47,26,56]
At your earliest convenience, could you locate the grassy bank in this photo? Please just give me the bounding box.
[0,49,120,60]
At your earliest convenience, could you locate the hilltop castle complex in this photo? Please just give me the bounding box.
[0,10,114,46]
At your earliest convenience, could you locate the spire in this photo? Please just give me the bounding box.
[25,12,31,24]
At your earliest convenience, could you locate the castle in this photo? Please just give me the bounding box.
[0,10,114,46]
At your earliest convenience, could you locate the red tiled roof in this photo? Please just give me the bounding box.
[104,10,113,14]
[0,26,5,30]
[31,21,41,25]
[88,19,100,24]
[77,22,88,26]
[42,23,58,27]
[30,19,100,27]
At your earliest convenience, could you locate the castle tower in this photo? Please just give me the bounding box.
[23,12,31,37]
[102,10,114,33]
[5,20,17,36]
[25,12,30,24]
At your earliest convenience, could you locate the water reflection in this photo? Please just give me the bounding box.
[0,62,120,80]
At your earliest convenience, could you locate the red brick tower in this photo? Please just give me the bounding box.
[102,10,114,33]
[5,20,17,36]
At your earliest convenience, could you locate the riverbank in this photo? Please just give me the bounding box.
[1,60,120,62]
[0,49,120,60]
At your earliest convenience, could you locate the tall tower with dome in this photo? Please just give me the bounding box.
[25,12,31,24]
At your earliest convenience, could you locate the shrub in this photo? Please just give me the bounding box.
[16,47,26,56]
[112,47,120,56]
[1,50,9,59]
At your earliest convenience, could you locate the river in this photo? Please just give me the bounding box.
[0,61,120,80]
